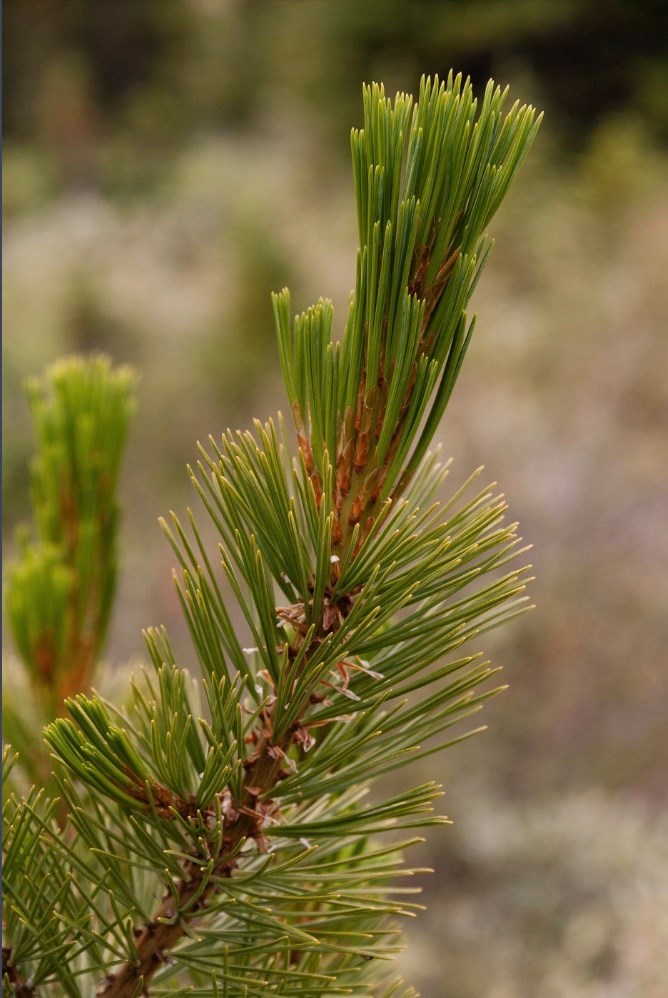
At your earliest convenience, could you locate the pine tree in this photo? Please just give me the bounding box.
[3,74,540,996]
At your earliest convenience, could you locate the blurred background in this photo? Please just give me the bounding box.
[3,1,668,995]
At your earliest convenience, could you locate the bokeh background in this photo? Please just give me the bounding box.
[3,1,668,995]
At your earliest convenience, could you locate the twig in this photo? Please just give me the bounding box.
[2,947,36,996]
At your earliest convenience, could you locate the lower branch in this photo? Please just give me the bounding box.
[98,738,285,997]
[99,551,353,995]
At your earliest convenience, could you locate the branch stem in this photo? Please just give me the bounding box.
[98,735,285,997]
[2,947,36,996]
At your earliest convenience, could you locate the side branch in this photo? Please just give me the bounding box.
[98,736,285,997]
[98,600,346,997]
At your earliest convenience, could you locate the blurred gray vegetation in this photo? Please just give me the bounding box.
[3,1,668,995]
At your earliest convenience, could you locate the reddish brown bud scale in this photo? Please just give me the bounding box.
[354,432,369,471]
[310,471,323,508]
[292,400,306,435]
[336,439,353,494]
[297,433,313,473]
[350,496,364,524]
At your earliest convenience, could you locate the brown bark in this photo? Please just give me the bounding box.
[2,947,36,996]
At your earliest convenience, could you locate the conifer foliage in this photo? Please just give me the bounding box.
[3,75,540,996]
[3,356,136,790]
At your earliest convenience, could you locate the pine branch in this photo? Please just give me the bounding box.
[80,573,383,995]
[32,74,540,997]
[5,356,136,718]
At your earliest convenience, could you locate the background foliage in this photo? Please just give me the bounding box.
[3,2,667,996]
